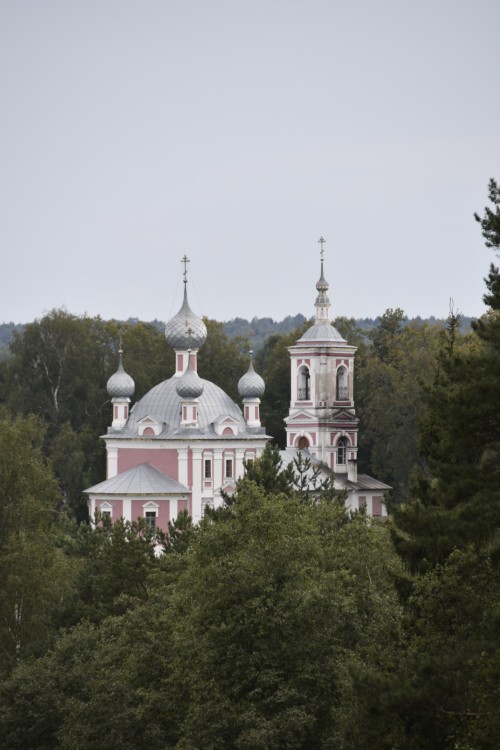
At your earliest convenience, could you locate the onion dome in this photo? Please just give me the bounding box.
[165,286,207,350]
[238,355,265,399]
[176,356,204,399]
[107,351,135,398]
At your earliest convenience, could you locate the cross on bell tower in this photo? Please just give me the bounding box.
[318,235,326,260]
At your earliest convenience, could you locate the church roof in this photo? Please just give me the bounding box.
[297,322,346,343]
[108,376,267,440]
[84,463,191,496]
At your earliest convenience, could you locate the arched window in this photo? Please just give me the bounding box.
[298,366,310,400]
[298,436,310,450]
[336,366,348,401]
[337,437,347,465]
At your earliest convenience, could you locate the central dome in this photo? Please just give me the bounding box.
[165,286,207,350]
[128,376,246,434]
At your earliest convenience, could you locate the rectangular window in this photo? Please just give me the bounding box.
[204,459,212,479]
[225,459,233,478]
[358,496,367,510]
[145,511,156,529]
[372,497,383,517]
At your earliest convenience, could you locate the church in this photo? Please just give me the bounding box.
[85,244,389,527]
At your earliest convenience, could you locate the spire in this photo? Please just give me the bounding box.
[315,236,331,323]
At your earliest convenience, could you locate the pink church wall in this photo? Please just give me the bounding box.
[118,448,179,479]
[97,499,123,521]
[157,502,170,530]
[178,498,188,514]
[131,499,145,522]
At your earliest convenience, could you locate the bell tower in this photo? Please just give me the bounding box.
[284,238,359,479]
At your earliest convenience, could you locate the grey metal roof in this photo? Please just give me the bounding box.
[109,376,267,440]
[333,473,392,491]
[297,322,346,343]
[84,463,190,495]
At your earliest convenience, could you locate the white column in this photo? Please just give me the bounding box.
[122,497,132,521]
[235,448,245,481]
[170,497,178,521]
[191,448,203,523]
[107,446,118,478]
[178,447,189,487]
[212,449,223,506]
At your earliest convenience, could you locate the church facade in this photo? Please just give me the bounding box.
[85,245,389,527]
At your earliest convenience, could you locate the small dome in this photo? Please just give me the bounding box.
[165,286,207,350]
[176,359,204,399]
[238,357,265,399]
[107,353,135,398]
[316,262,329,294]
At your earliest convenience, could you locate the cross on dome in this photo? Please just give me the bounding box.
[181,255,190,284]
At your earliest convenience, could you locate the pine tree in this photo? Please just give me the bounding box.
[392,181,500,570]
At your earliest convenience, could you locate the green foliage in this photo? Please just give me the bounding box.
[0,410,74,674]
[392,179,500,566]
[0,481,404,750]
[158,508,197,555]
[392,547,500,750]
[58,514,159,627]
[369,307,407,362]
[356,316,442,500]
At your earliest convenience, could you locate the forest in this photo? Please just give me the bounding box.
[0,180,499,749]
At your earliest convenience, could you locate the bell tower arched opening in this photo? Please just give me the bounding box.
[336,366,348,401]
[297,365,310,401]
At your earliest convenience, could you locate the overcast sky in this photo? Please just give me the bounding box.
[1,0,499,326]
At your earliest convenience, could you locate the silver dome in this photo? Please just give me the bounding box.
[128,377,247,434]
[165,286,207,350]
[238,359,265,399]
[176,360,204,399]
[107,354,135,398]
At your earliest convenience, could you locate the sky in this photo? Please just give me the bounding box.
[1,0,499,325]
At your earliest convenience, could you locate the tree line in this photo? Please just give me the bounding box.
[0,180,499,747]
